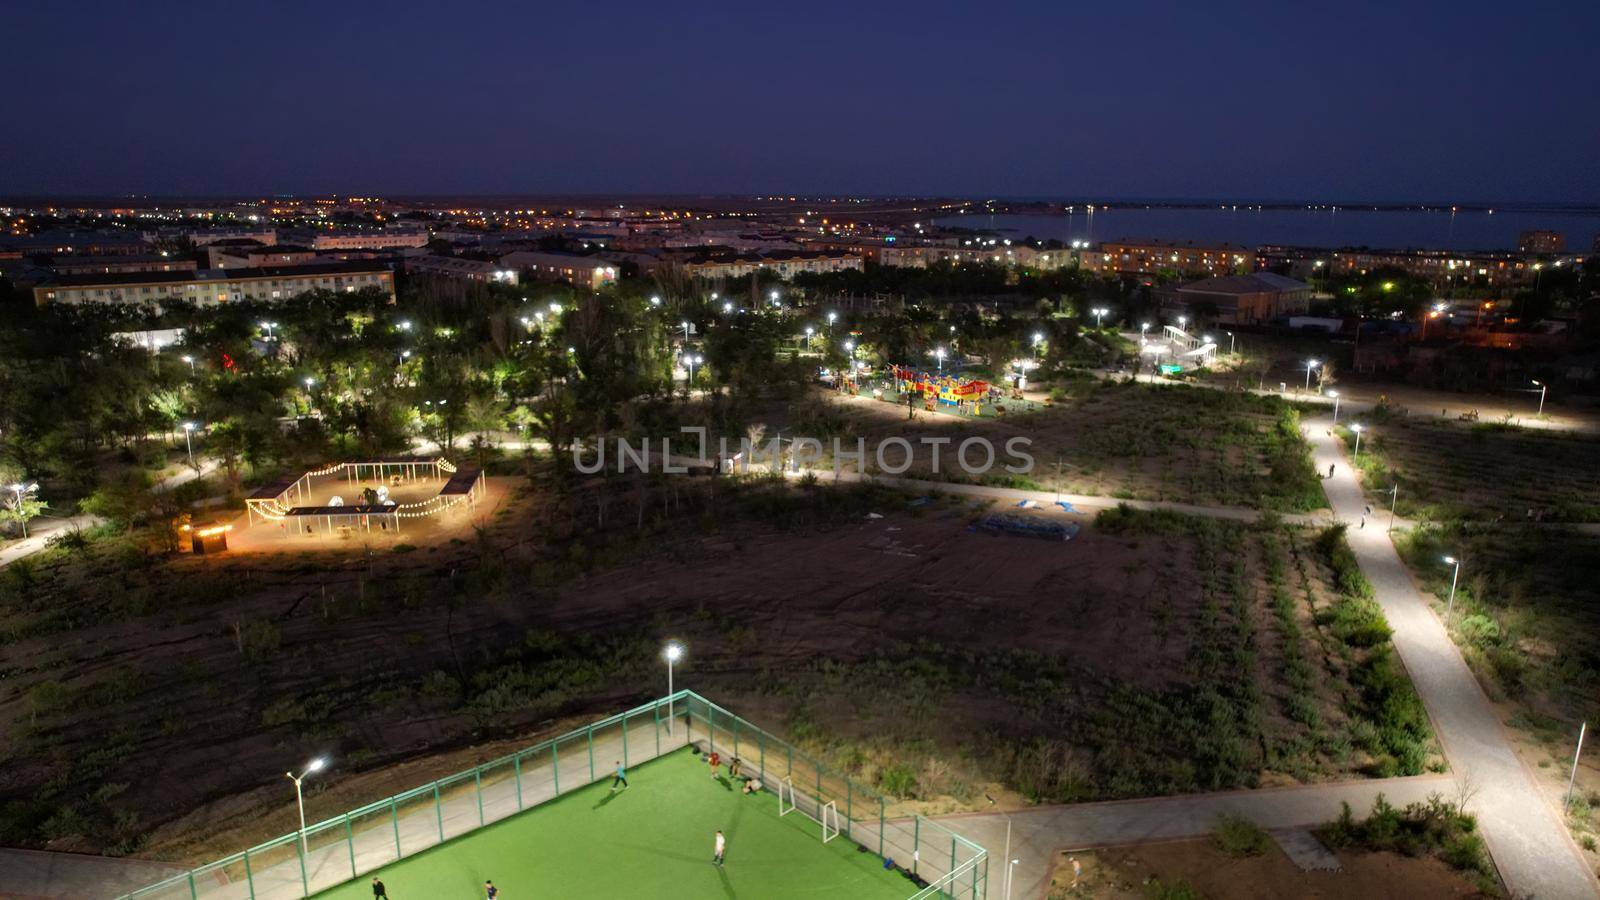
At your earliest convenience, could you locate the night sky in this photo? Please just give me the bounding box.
[2,0,1597,202]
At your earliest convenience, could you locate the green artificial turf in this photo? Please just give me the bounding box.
[314,748,913,899]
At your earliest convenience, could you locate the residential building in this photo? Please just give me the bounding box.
[879,243,1074,270]
[1095,239,1254,276]
[33,261,395,306]
[675,249,863,281]
[1,231,149,257]
[1518,230,1564,254]
[405,255,519,284]
[47,254,197,276]
[1157,272,1312,325]
[1257,245,1537,287]
[498,250,618,290]
[211,244,322,269]
[186,227,277,247]
[285,229,430,250]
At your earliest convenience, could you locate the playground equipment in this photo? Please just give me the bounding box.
[889,365,994,409]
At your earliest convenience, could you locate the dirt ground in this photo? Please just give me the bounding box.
[1045,840,1490,899]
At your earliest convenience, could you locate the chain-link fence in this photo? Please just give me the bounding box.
[120,691,986,900]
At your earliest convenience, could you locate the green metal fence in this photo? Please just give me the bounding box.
[118,690,986,900]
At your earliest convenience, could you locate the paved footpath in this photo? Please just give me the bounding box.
[935,775,1455,899]
[1304,415,1599,899]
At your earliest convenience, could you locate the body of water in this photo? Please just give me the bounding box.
[934,207,1600,253]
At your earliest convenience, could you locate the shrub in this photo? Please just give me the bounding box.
[878,763,918,798]
[1214,813,1272,857]
[1147,877,1205,900]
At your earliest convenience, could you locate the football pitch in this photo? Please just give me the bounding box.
[312,747,914,899]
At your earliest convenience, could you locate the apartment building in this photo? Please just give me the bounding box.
[405,255,519,284]
[498,250,618,290]
[1094,239,1255,276]
[34,262,395,306]
[676,249,863,281]
[285,229,430,250]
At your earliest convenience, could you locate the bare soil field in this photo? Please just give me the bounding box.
[0,476,1425,864]
[1044,839,1489,899]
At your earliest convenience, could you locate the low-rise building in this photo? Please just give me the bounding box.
[498,251,618,290]
[186,227,277,247]
[33,261,395,306]
[1,231,149,257]
[880,243,1075,270]
[1157,272,1312,324]
[405,255,519,284]
[1257,245,1538,287]
[1095,239,1254,277]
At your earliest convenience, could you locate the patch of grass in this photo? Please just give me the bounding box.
[1213,814,1272,858]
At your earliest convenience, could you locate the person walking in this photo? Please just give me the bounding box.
[1328,462,1336,478]
[611,760,628,792]
[484,880,497,900]
[713,830,726,866]
[371,877,389,899]
[707,750,721,779]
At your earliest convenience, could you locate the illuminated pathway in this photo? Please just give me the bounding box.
[1304,415,1599,899]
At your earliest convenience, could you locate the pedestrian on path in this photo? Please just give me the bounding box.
[728,757,742,779]
[484,880,497,900]
[371,877,388,899]
[713,830,726,866]
[611,760,628,791]
[1328,462,1336,478]
[1360,514,1366,528]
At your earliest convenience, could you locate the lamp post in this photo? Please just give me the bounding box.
[261,321,278,340]
[1140,322,1150,338]
[681,321,690,343]
[986,796,1016,900]
[723,301,734,314]
[1091,307,1108,328]
[827,312,837,336]
[687,354,703,387]
[664,642,684,735]
[1567,722,1589,809]
[1304,358,1319,391]
[285,757,326,861]
[1225,331,1236,355]
[1532,379,1547,416]
[1388,484,1399,531]
[650,295,662,307]
[1350,423,1364,459]
[1177,315,1188,331]
[1032,332,1044,354]
[1329,390,1341,422]
[8,482,39,538]
[934,346,945,374]
[1443,555,1462,619]
[182,422,197,472]
[181,354,195,373]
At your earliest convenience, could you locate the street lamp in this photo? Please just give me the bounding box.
[1225,331,1236,355]
[723,301,734,314]
[7,482,39,538]
[1532,379,1547,416]
[1329,390,1341,422]
[687,354,703,385]
[934,346,945,374]
[650,295,662,307]
[1350,423,1364,459]
[1304,358,1320,391]
[664,642,684,735]
[985,795,1016,900]
[1140,322,1150,337]
[1177,315,1188,331]
[827,312,837,336]
[397,319,412,332]
[286,757,327,861]
[1442,555,1462,619]
[681,320,690,342]
[1091,307,1109,328]
[181,354,195,373]
[261,321,278,339]
[182,422,197,472]
[1388,484,1399,531]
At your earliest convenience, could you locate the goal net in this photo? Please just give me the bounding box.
[820,800,841,843]
[778,777,799,817]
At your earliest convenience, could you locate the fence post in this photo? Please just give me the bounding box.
[759,733,766,781]
[433,783,444,843]
[587,725,595,782]
[949,835,956,882]
[847,781,853,836]
[787,744,793,777]
[475,769,485,826]
[708,705,716,754]
[345,813,357,878]
[390,798,401,857]
[514,752,524,810]
[298,830,309,898]
[187,872,198,900]
[244,849,255,900]
[914,818,921,876]
[734,717,740,760]
[553,743,561,796]
[623,715,630,767]
[878,797,885,857]
[654,702,661,757]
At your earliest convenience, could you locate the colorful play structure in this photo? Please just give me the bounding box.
[889,365,996,411]
[243,456,485,534]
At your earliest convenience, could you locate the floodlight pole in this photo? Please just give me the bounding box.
[1388,484,1398,531]
[1444,557,1462,619]
[1567,721,1588,809]
[285,759,324,861]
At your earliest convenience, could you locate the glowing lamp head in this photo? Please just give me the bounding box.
[665,642,684,662]
[1443,556,1457,565]
[307,757,326,773]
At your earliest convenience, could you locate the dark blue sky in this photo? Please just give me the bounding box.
[3,0,1597,202]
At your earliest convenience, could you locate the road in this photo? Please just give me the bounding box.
[1304,415,1599,899]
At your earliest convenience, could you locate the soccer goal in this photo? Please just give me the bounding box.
[820,800,841,843]
[778,777,799,817]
